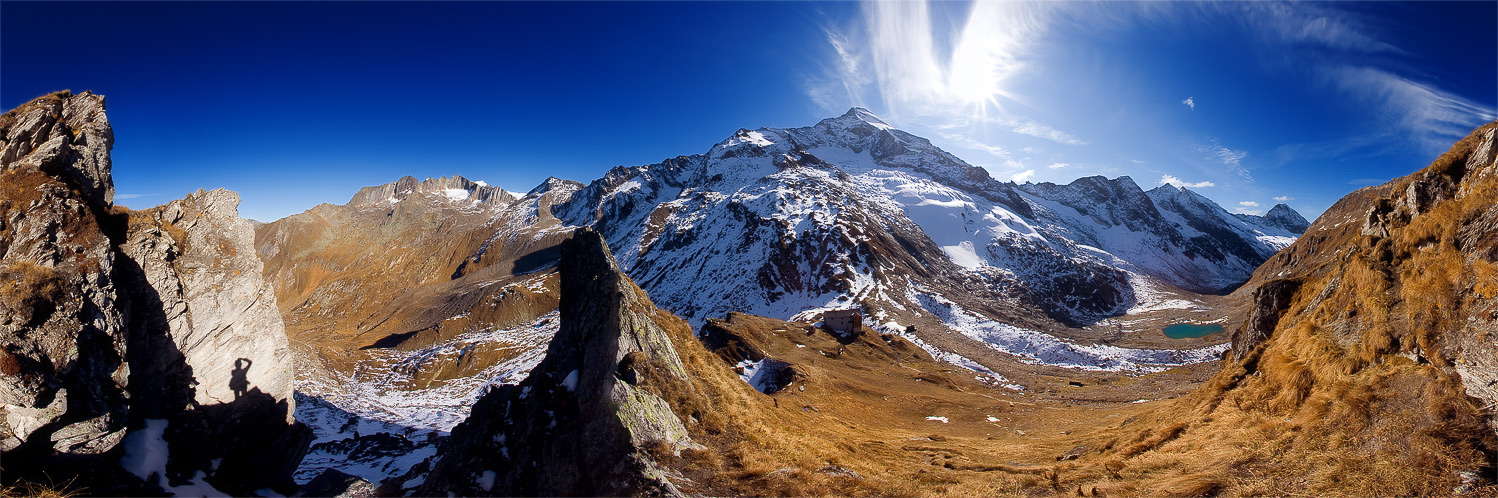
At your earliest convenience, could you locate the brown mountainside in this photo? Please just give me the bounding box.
[254,177,576,387]
[1071,122,1498,495]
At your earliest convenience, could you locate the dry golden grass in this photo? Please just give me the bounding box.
[0,261,64,325]
[0,476,82,498]
[0,90,70,133]
[1066,122,1498,496]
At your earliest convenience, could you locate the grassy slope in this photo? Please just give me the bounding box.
[633,123,1498,497]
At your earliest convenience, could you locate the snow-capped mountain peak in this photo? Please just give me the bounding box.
[832,106,892,129]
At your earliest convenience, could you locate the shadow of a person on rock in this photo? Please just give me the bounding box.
[230,358,252,399]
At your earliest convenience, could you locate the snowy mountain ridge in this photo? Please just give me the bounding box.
[269,108,1306,485]
[543,108,1302,329]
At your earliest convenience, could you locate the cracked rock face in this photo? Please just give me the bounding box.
[121,188,293,413]
[418,229,695,497]
[0,90,113,207]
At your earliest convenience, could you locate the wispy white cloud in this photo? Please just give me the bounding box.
[1047,162,1069,169]
[1012,169,1036,183]
[115,193,154,200]
[1233,207,1264,215]
[1129,159,1146,164]
[1273,195,1293,202]
[1325,66,1496,150]
[1198,139,1252,182]
[1182,97,1195,110]
[1161,175,1215,188]
[934,131,1009,157]
[1230,3,1493,151]
[1238,200,1260,207]
[1003,116,1086,145]
[810,0,1087,149]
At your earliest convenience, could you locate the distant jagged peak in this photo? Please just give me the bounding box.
[1262,203,1309,234]
[526,176,585,197]
[347,174,515,209]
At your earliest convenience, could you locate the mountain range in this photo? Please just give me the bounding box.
[4,91,1494,497]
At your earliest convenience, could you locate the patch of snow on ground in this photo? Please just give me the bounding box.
[299,311,559,432]
[120,419,227,496]
[1125,273,1204,315]
[736,359,761,386]
[868,320,1025,390]
[916,292,1228,373]
[926,416,949,423]
[441,188,470,202]
[293,392,441,486]
[293,311,560,486]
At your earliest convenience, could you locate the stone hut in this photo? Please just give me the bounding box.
[823,309,862,334]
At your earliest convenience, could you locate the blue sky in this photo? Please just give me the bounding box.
[4,1,1493,222]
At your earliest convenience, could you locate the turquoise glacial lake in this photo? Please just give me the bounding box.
[1162,323,1224,339]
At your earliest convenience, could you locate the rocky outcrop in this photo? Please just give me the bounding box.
[418,229,696,496]
[119,188,310,494]
[1227,278,1301,362]
[0,90,113,207]
[1,91,131,470]
[292,469,377,498]
[1,92,308,494]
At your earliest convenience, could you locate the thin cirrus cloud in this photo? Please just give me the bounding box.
[804,0,1491,220]
[812,0,1082,155]
[1199,140,1251,182]
[1161,175,1215,189]
[1238,201,1260,207]
[1233,2,1494,152]
[1273,195,1293,202]
[1325,66,1496,151]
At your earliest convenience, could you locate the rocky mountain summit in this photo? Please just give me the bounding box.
[1,91,308,495]
[1258,203,1310,233]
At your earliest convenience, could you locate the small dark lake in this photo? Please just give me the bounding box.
[1162,323,1224,339]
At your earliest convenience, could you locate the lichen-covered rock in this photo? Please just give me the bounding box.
[418,229,694,497]
[1228,278,1301,362]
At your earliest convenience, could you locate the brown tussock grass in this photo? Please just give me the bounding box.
[1082,122,1498,497]
[0,90,71,133]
